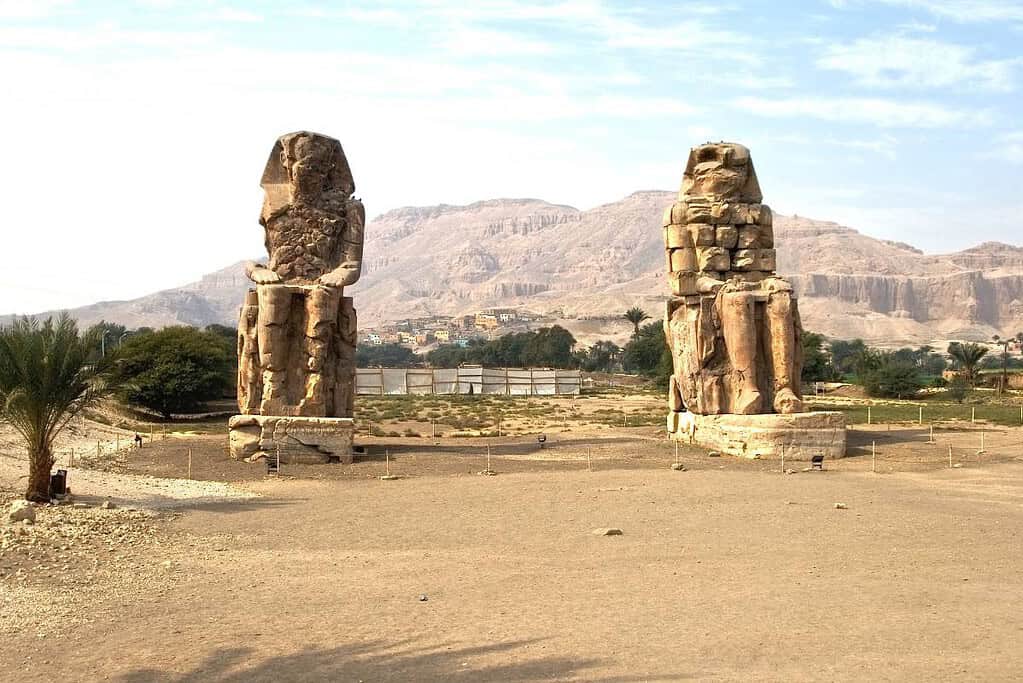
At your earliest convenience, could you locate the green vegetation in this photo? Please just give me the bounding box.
[623,307,650,337]
[427,326,577,368]
[621,321,671,385]
[112,326,233,418]
[808,400,1023,427]
[0,315,114,501]
[357,343,423,367]
[947,341,988,386]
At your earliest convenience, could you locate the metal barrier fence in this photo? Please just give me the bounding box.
[355,367,581,396]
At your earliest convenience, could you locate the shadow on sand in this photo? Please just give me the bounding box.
[114,638,680,682]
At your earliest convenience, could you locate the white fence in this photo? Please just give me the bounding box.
[356,367,581,396]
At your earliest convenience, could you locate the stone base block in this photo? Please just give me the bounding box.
[228,415,355,464]
[668,411,846,460]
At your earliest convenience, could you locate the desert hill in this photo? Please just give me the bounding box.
[9,191,1023,346]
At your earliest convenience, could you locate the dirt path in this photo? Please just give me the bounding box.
[3,456,1023,681]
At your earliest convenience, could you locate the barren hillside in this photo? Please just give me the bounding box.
[9,191,1023,345]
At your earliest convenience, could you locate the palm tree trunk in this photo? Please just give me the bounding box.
[26,447,54,502]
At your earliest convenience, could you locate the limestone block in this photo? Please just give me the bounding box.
[715,225,738,249]
[690,224,716,247]
[662,205,674,228]
[667,411,846,460]
[731,204,752,224]
[731,249,756,271]
[754,204,773,227]
[736,225,760,249]
[671,201,687,225]
[228,414,355,464]
[664,225,694,249]
[710,202,731,224]
[698,247,730,272]
[685,198,713,223]
[754,248,776,271]
[668,375,684,412]
[669,271,700,296]
[725,270,767,284]
[669,247,697,272]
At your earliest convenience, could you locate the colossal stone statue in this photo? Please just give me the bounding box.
[228,131,363,464]
[664,143,845,459]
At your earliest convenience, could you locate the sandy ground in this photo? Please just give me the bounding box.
[1,422,1023,681]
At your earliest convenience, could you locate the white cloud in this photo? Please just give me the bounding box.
[819,35,1021,91]
[876,0,1023,23]
[736,95,992,128]
[0,0,72,18]
[440,27,556,56]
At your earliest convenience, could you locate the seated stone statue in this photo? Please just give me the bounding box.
[236,131,361,420]
[663,143,804,417]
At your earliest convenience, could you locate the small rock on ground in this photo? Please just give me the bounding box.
[593,527,623,536]
[8,500,35,523]
[834,502,848,510]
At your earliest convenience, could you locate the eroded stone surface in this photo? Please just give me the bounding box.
[662,143,805,418]
[231,132,363,462]
[669,411,846,460]
[228,415,355,464]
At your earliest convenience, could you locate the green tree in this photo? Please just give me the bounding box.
[623,307,651,337]
[85,320,128,359]
[580,340,622,372]
[829,338,866,376]
[357,343,423,367]
[204,324,238,343]
[801,331,837,383]
[863,360,923,399]
[622,322,672,384]
[522,326,577,367]
[112,326,233,417]
[946,374,970,403]
[947,341,988,386]
[0,315,114,501]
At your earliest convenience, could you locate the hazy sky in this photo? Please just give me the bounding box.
[2,0,1022,314]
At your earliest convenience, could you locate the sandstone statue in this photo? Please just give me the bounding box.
[664,143,845,459]
[229,131,363,463]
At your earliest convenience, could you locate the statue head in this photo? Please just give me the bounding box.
[681,142,762,203]
[260,131,355,222]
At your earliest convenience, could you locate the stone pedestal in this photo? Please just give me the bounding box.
[228,415,355,464]
[668,411,846,460]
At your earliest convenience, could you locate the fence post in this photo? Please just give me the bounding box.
[871,441,876,473]
[867,406,871,425]
[918,406,922,425]
[948,444,953,468]
[972,406,976,423]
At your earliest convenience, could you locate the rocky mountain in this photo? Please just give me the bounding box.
[10,191,1023,346]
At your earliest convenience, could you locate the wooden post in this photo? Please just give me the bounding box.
[187,449,192,479]
[972,407,976,423]
[871,441,876,473]
[623,412,628,427]
[386,449,390,476]
[781,447,784,473]
[96,440,101,458]
[431,419,436,438]
[587,447,592,472]
[928,424,934,444]
[674,440,679,466]
[948,444,953,468]
[918,406,923,425]
[487,444,491,472]
[498,415,502,438]
[867,406,871,425]
[69,448,74,468]
[979,431,985,454]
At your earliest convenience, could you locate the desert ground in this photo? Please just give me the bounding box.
[3,390,1023,681]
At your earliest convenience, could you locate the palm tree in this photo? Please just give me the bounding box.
[0,315,112,501]
[623,307,650,337]
[947,341,989,387]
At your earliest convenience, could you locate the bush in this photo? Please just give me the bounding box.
[622,322,672,385]
[945,375,969,403]
[863,363,923,399]
[357,343,422,367]
[112,326,233,417]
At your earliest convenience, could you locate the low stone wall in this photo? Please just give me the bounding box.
[228,415,355,464]
[668,411,846,460]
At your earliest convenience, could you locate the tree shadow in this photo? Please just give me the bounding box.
[114,638,676,682]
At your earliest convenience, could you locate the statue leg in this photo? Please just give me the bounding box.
[719,291,762,414]
[257,285,292,414]
[766,290,804,414]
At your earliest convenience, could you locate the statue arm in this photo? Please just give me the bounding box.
[245,261,281,284]
[318,199,365,287]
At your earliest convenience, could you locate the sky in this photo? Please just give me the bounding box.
[1,0,1022,314]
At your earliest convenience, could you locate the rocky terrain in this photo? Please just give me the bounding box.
[9,192,1023,345]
